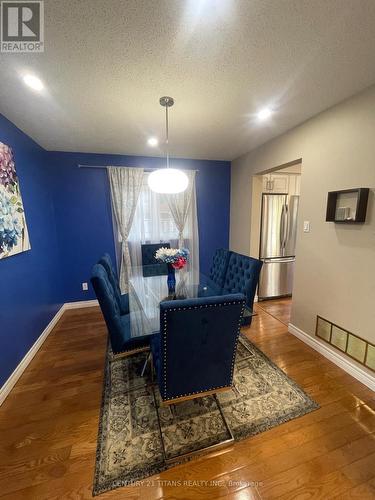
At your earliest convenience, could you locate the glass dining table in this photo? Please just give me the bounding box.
[127,266,252,337]
[128,267,220,337]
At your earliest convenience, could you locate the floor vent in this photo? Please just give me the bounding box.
[316,316,374,373]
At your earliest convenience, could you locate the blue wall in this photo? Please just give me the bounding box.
[0,115,63,387]
[49,152,231,301]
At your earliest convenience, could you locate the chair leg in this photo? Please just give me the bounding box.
[140,352,151,377]
[151,385,168,463]
[152,390,234,464]
[214,393,234,442]
[232,384,240,397]
[150,354,154,383]
[170,403,177,418]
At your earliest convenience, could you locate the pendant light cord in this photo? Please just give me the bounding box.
[165,102,169,169]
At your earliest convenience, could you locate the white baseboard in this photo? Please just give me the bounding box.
[288,323,375,392]
[0,299,99,406]
[0,305,65,406]
[64,299,98,309]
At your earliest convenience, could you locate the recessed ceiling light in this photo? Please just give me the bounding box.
[257,107,272,121]
[23,74,44,91]
[147,137,158,147]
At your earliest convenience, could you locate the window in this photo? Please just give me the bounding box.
[134,179,178,242]
[112,170,199,277]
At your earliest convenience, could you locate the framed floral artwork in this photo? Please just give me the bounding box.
[0,142,31,259]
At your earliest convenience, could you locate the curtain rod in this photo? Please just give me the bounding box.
[77,164,199,172]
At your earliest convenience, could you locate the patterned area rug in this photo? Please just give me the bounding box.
[93,335,318,495]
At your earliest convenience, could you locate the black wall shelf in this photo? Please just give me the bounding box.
[326,188,369,223]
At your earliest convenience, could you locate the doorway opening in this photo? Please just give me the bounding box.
[250,160,302,325]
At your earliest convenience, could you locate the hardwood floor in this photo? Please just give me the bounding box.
[256,297,292,326]
[1,305,374,499]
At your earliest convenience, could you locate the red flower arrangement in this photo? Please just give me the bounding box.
[171,256,187,270]
[155,247,189,270]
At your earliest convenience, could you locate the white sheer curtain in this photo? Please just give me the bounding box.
[165,170,199,276]
[108,166,144,292]
[128,170,199,277]
[165,170,195,248]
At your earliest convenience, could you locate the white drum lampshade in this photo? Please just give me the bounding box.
[148,168,188,194]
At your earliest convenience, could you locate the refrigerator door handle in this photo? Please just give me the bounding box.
[264,257,295,263]
[279,205,286,250]
[283,204,289,249]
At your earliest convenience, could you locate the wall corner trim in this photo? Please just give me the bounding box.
[0,299,99,406]
[288,323,375,392]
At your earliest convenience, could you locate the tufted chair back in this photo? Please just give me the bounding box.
[141,242,170,277]
[153,294,245,403]
[99,253,122,303]
[91,263,129,353]
[222,253,263,311]
[209,248,232,289]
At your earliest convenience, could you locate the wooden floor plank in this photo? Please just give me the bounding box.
[0,302,374,499]
[256,297,292,326]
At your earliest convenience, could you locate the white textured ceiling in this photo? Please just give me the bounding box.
[1,0,375,160]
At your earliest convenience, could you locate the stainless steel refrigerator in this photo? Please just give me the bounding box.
[258,193,299,300]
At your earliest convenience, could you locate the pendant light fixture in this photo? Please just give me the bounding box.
[148,96,188,194]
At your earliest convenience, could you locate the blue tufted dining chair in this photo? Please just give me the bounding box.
[98,253,129,315]
[91,264,150,356]
[209,248,231,289]
[151,294,245,404]
[222,252,263,326]
[141,242,170,277]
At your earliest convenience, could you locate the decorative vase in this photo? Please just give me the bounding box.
[167,263,176,295]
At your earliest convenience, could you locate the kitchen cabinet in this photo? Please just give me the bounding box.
[262,174,289,193]
[262,174,301,195]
